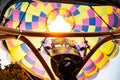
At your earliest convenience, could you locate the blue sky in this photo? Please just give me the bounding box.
[0,43,120,80]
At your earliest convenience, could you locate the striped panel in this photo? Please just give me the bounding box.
[83,59,98,77]
[21,57,33,68]
[77,70,85,80]
[10,45,27,61]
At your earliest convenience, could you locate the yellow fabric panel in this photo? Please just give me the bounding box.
[33,8,41,16]
[97,54,108,69]
[38,22,46,31]
[93,6,113,15]
[48,12,56,21]
[116,8,120,14]
[101,15,109,26]
[36,1,44,9]
[21,2,29,12]
[27,3,36,15]
[25,13,32,22]
[79,11,89,19]
[29,37,42,48]
[10,45,26,61]
[106,6,113,14]
[84,78,89,80]
[59,8,68,16]
[86,37,99,46]
[5,40,14,51]
[45,4,54,13]
[13,21,20,28]
[101,22,107,27]
[109,44,119,59]
[61,4,72,10]
[42,7,51,15]
[18,62,35,75]
[10,39,23,47]
[21,58,33,68]
[27,2,43,16]
[35,2,47,15]
[77,6,89,13]
[5,39,23,51]
[88,25,96,32]
[91,49,108,69]
[75,14,82,25]
[99,41,115,55]
[91,49,102,61]
[65,16,75,24]
[84,67,98,78]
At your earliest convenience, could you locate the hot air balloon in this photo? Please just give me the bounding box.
[0,0,120,80]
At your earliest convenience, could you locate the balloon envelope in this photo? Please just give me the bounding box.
[2,0,120,79]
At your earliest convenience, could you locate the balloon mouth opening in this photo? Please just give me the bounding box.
[51,54,83,79]
[58,60,76,76]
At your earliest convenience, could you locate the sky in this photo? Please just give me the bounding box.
[0,41,120,80]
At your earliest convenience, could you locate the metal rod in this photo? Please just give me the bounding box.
[0,34,56,80]
[0,33,120,79]
[0,26,120,37]
[1,24,120,79]
[81,34,120,70]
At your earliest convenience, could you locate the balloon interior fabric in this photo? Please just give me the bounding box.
[1,0,120,80]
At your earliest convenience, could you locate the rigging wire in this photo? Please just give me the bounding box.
[38,37,47,51]
[89,6,113,30]
[1,2,22,26]
[16,2,31,29]
[89,6,117,44]
[81,37,91,57]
